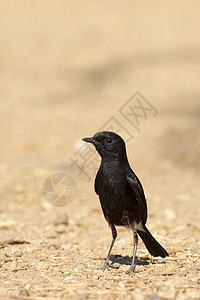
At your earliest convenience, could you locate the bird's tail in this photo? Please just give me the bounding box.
[138,225,169,257]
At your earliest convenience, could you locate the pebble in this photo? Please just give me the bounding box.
[0,220,16,229]
[196,265,200,271]
[111,263,121,269]
[146,294,160,300]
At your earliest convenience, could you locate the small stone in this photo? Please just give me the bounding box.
[32,240,43,246]
[0,220,16,229]
[111,262,121,269]
[161,268,176,276]
[146,294,160,300]
[154,258,166,264]
[196,265,200,271]
[47,242,60,249]
[54,213,69,225]
[55,224,66,233]
[61,244,71,251]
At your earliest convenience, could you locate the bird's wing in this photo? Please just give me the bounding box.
[126,171,147,224]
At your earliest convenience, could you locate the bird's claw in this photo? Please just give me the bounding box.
[101,262,109,272]
[125,266,135,275]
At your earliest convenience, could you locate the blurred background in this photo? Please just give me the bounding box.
[0,1,200,297]
[1,0,200,237]
[1,0,199,170]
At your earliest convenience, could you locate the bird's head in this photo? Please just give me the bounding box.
[82,131,126,159]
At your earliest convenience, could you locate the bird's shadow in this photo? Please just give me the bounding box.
[107,254,150,267]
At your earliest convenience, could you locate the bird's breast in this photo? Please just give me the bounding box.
[95,165,142,226]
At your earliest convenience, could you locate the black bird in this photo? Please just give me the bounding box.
[82,131,168,274]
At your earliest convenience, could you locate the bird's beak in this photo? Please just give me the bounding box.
[82,137,94,144]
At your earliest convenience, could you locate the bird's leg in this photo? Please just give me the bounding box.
[126,223,138,275]
[102,225,117,271]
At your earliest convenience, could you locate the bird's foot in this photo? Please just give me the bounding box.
[101,262,109,272]
[125,266,136,275]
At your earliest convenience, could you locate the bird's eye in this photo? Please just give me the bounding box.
[106,137,112,144]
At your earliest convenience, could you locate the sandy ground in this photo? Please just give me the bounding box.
[0,1,200,299]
